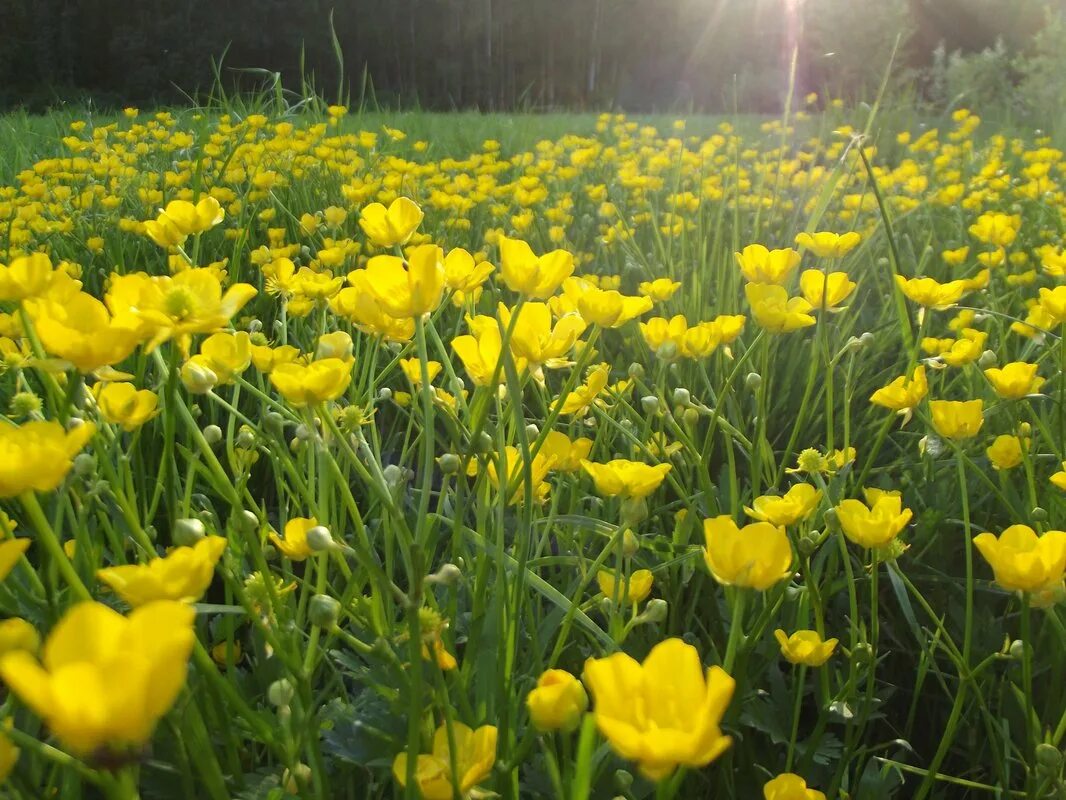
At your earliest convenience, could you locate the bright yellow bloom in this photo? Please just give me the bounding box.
[1051,462,1066,491]
[930,399,984,440]
[702,516,792,590]
[942,246,970,266]
[358,196,424,248]
[0,601,196,755]
[393,723,496,799]
[577,287,653,328]
[968,212,1020,247]
[471,446,554,505]
[556,363,611,415]
[794,231,861,258]
[0,617,39,658]
[597,569,654,605]
[746,283,816,333]
[0,253,57,302]
[973,525,1066,594]
[986,435,1026,471]
[29,292,140,373]
[869,365,927,419]
[0,421,96,498]
[330,282,414,342]
[745,484,821,527]
[93,382,159,431]
[539,430,593,472]
[185,331,252,385]
[735,244,801,284]
[894,275,970,310]
[250,344,300,373]
[582,638,734,780]
[526,669,588,732]
[581,459,671,499]
[399,357,442,388]
[146,198,224,248]
[269,517,318,561]
[500,302,586,369]
[105,269,257,352]
[773,629,838,667]
[452,323,516,387]
[798,270,856,310]
[938,328,986,367]
[97,536,227,605]
[355,244,445,319]
[984,362,1044,399]
[1038,286,1066,325]
[638,279,681,301]
[764,773,827,800]
[442,247,494,292]
[0,539,30,582]
[270,359,352,407]
[498,235,575,299]
[835,490,912,548]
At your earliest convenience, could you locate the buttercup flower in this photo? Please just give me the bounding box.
[638,278,681,301]
[0,253,57,301]
[794,231,861,258]
[798,270,856,310]
[746,283,816,333]
[895,276,970,310]
[0,601,196,755]
[973,525,1066,595]
[498,235,575,299]
[358,196,424,248]
[354,244,445,318]
[597,569,654,605]
[392,723,496,799]
[0,539,30,582]
[0,421,96,497]
[526,669,588,732]
[835,488,912,549]
[929,399,984,440]
[764,773,827,800]
[582,638,734,780]
[269,517,318,561]
[774,629,838,667]
[577,287,653,328]
[97,536,227,605]
[702,516,792,590]
[986,434,1026,471]
[93,382,159,431]
[270,359,352,407]
[984,362,1044,399]
[581,459,672,499]
[745,484,821,527]
[29,292,139,372]
[869,365,927,423]
[735,244,802,284]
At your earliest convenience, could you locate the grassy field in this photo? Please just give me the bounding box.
[0,100,1064,800]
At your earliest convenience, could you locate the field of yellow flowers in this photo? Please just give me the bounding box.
[0,102,1065,799]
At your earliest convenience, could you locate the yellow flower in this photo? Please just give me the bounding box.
[942,246,970,266]
[638,278,681,301]
[190,331,252,385]
[0,723,18,782]
[556,363,610,415]
[597,569,654,605]
[735,244,802,284]
[1052,462,1066,491]
[330,283,415,342]
[0,253,56,301]
[93,382,159,431]
[0,421,96,497]
[0,539,31,582]
[745,484,821,527]
[358,196,424,248]
[581,459,671,499]
[392,723,497,800]
[269,517,318,561]
[443,248,494,292]
[526,669,588,732]
[452,323,515,387]
[702,516,792,590]
[355,244,445,318]
[28,292,140,373]
[151,198,224,244]
[869,365,928,417]
[794,231,861,258]
[0,601,196,755]
[798,270,856,310]
[399,357,442,388]
[930,399,984,440]
[939,328,987,367]
[1038,286,1066,325]
[0,618,39,657]
[473,447,554,505]
[984,362,1044,399]
[582,638,734,780]
[105,269,257,352]
[501,303,586,370]
[894,275,970,310]
[973,525,1066,594]
[773,629,838,667]
[746,283,816,333]
[539,430,593,472]
[968,212,1020,247]
[270,359,352,407]
[986,434,1026,471]
[835,490,912,548]
[250,344,300,373]
[764,772,827,800]
[498,235,575,299]
[97,536,227,605]
[577,287,653,328]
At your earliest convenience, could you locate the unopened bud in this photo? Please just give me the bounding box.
[614,770,634,791]
[977,350,997,369]
[437,453,461,474]
[173,517,206,546]
[656,341,678,361]
[180,361,218,394]
[682,407,699,426]
[622,528,640,558]
[73,452,96,478]
[383,464,407,488]
[1009,639,1026,660]
[627,363,645,380]
[859,332,875,346]
[620,497,648,528]
[473,431,494,454]
[294,423,314,441]
[426,563,462,586]
[268,678,295,707]
[236,426,256,449]
[309,594,340,628]
[1036,743,1063,773]
[264,412,285,436]
[745,372,762,391]
[377,387,393,401]
[525,423,539,439]
[672,388,691,407]
[1033,507,1048,522]
[640,598,668,624]
[852,642,873,665]
[203,424,223,445]
[640,395,660,414]
[306,525,335,552]
[233,509,259,533]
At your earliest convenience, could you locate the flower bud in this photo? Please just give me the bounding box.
[640,395,660,414]
[383,464,407,489]
[294,423,314,441]
[425,563,462,586]
[640,598,668,624]
[614,770,634,792]
[745,372,762,391]
[860,332,875,346]
[682,407,699,427]
[73,452,96,478]
[1009,639,1027,660]
[180,360,218,394]
[1033,506,1048,522]
[203,424,223,445]
[620,497,648,528]
[264,411,285,436]
[473,431,494,454]
[622,528,640,558]
[315,331,353,361]
[526,669,588,732]
[268,678,295,709]
[656,341,678,361]
[306,525,336,552]
[377,387,393,401]
[977,350,997,369]
[236,426,256,449]
[437,453,461,474]
[247,318,263,334]
[232,509,259,533]
[1036,743,1063,773]
[797,529,822,557]
[283,763,312,794]
[173,517,206,546]
[525,423,539,439]
[851,642,873,665]
[672,388,691,407]
[309,594,340,628]
[627,363,644,380]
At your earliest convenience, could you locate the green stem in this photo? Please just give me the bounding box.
[20,491,91,602]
